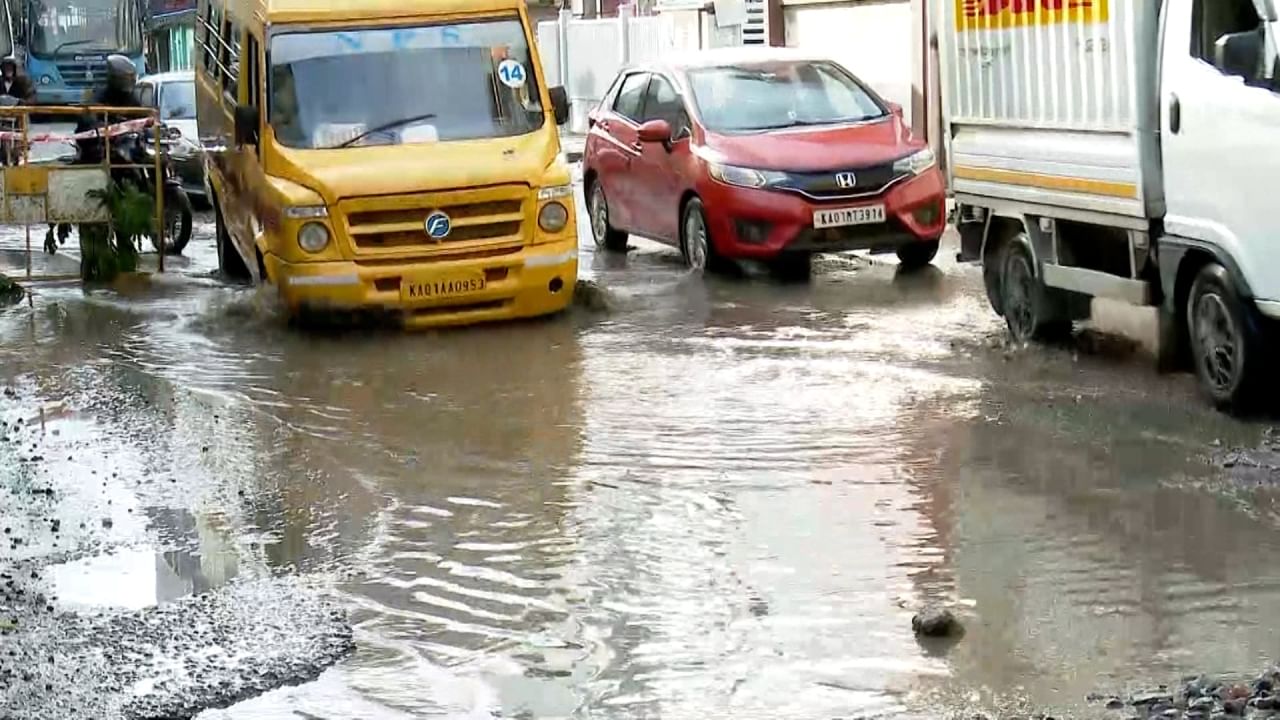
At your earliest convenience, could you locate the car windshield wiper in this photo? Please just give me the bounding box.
[739,115,883,131]
[332,113,437,149]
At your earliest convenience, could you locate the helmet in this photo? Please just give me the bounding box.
[104,54,136,95]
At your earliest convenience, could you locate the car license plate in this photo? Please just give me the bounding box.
[813,204,886,229]
[401,273,486,303]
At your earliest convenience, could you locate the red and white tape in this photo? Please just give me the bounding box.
[0,117,155,143]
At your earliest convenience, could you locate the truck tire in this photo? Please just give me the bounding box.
[999,240,1071,342]
[1187,262,1265,411]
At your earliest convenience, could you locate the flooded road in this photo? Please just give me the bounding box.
[2,190,1278,719]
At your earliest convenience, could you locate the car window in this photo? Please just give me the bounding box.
[160,81,196,119]
[688,60,885,133]
[137,83,155,108]
[612,72,649,122]
[639,75,687,131]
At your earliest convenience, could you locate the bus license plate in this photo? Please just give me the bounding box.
[401,274,486,303]
[813,204,886,229]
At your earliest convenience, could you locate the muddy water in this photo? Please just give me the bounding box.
[1,204,1277,719]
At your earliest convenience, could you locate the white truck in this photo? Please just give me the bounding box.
[939,0,1279,411]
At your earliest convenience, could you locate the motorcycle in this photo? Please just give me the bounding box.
[109,125,194,255]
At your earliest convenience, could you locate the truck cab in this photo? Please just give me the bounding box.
[941,0,1280,411]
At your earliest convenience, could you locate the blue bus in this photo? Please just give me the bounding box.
[23,0,146,104]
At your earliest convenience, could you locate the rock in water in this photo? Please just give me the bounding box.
[0,274,22,306]
[573,279,611,313]
[912,606,962,637]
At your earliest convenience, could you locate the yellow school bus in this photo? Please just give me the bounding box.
[194,0,577,328]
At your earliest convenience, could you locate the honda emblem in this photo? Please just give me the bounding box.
[834,172,856,189]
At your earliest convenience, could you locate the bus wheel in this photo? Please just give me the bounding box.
[1187,262,1264,411]
[214,195,250,281]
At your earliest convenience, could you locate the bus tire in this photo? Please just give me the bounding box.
[214,195,250,281]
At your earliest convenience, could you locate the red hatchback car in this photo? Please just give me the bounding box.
[583,49,947,278]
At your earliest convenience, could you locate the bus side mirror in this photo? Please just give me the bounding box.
[549,86,570,126]
[234,104,259,146]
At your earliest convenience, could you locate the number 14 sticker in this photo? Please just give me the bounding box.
[497,59,527,88]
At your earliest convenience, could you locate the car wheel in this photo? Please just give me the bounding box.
[770,253,812,282]
[680,197,716,273]
[1187,263,1265,411]
[1000,240,1070,343]
[896,239,940,271]
[588,180,628,252]
[214,194,250,281]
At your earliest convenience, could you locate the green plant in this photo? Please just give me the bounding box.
[80,180,153,282]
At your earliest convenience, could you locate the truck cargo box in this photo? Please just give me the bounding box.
[938,0,1164,223]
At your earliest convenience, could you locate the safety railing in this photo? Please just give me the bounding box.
[0,104,166,283]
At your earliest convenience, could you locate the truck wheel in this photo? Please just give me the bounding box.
[1187,263,1264,411]
[999,240,1070,342]
[214,196,250,281]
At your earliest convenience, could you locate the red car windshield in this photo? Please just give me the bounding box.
[688,60,885,133]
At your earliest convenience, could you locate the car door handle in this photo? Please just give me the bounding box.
[629,141,643,152]
[1169,93,1181,134]
[599,120,610,131]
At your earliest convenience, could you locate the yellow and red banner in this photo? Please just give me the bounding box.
[955,0,1109,31]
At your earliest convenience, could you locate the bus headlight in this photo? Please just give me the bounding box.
[538,202,569,233]
[298,222,330,253]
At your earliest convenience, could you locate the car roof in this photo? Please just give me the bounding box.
[140,70,194,85]
[635,46,840,75]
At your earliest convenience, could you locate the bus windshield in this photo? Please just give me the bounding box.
[268,17,545,149]
[29,0,143,56]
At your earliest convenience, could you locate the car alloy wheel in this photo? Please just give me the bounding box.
[683,206,708,271]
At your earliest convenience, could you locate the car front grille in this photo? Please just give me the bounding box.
[339,187,527,257]
[772,162,910,200]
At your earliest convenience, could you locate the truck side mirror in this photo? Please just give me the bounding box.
[549,86,570,126]
[234,103,259,146]
[1214,29,1265,83]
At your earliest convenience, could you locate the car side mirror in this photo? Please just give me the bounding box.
[1214,29,1265,82]
[886,101,904,118]
[549,86,570,126]
[637,119,673,144]
[234,103,259,146]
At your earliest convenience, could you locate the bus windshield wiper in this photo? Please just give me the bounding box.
[51,39,98,56]
[333,113,437,148]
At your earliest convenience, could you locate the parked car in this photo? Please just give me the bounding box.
[583,49,947,278]
[136,71,208,207]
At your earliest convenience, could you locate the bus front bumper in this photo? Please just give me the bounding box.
[36,87,91,105]
[264,239,579,329]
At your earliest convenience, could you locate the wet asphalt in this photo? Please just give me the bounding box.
[1,172,1279,719]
